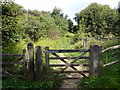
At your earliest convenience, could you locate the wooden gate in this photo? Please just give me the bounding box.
[44,47,90,78]
[44,45,102,78]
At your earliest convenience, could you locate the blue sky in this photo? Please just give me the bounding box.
[14,0,120,24]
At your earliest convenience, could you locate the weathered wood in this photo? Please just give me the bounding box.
[49,56,89,59]
[3,68,23,71]
[35,46,42,80]
[45,47,49,70]
[103,60,120,67]
[58,77,83,79]
[89,45,102,76]
[2,54,23,57]
[2,61,24,65]
[49,64,89,67]
[102,45,120,53]
[52,53,70,64]
[27,43,35,80]
[22,49,27,76]
[44,76,83,79]
[52,53,88,77]
[45,49,89,53]
[60,52,87,72]
[52,70,89,73]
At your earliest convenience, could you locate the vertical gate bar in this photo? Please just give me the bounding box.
[35,46,42,81]
[27,43,35,80]
[45,47,49,70]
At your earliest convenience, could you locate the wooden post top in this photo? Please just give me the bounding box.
[27,43,33,49]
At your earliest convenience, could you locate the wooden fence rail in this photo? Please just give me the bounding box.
[102,45,120,67]
[102,45,120,53]
[2,49,27,78]
[2,43,43,81]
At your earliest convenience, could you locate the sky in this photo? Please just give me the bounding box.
[14,0,120,25]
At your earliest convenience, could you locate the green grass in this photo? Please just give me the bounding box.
[35,37,74,49]
[77,63,120,89]
[2,77,62,89]
[77,47,120,89]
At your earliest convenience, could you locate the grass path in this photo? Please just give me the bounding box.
[58,53,88,89]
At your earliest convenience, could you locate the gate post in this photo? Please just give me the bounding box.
[22,49,27,76]
[89,45,102,76]
[45,47,49,70]
[35,46,42,80]
[27,43,35,80]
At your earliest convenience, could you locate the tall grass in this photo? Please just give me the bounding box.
[74,38,120,49]
[35,37,74,49]
[77,39,120,89]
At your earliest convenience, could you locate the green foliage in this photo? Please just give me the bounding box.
[68,19,74,33]
[2,1,24,44]
[65,32,74,38]
[75,2,120,36]
[35,37,74,49]
[78,63,120,89]
[77,44,120,89]
[2,77,61,89]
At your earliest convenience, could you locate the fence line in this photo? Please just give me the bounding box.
[102,45,120,53]
[2,43,108,80]
[103,60,120,67]
[102,45,120,67]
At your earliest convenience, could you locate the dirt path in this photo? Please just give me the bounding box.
[57,53,88,89]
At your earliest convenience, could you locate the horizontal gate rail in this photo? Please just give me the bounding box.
[52,70,89,73]
[3,68,24,71]
[2,61,24,65]
[49,56,89,59]
[44,49,89,53]
[49,64,89,67]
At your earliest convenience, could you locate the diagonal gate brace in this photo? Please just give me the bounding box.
[52,53,87,77]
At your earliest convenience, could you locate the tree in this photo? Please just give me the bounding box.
[2,1,23,44]
[118,1,120,13]
[68,19,73,33]
[74,3,118,36]
[51,7,62,16]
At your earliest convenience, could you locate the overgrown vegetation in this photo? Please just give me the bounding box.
[77,41,120,89]
[2,0,120,89]
[2,77,62,89]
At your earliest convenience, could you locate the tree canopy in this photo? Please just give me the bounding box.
[74,3,120,37]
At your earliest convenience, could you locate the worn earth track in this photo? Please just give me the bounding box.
[56,53,88,89]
